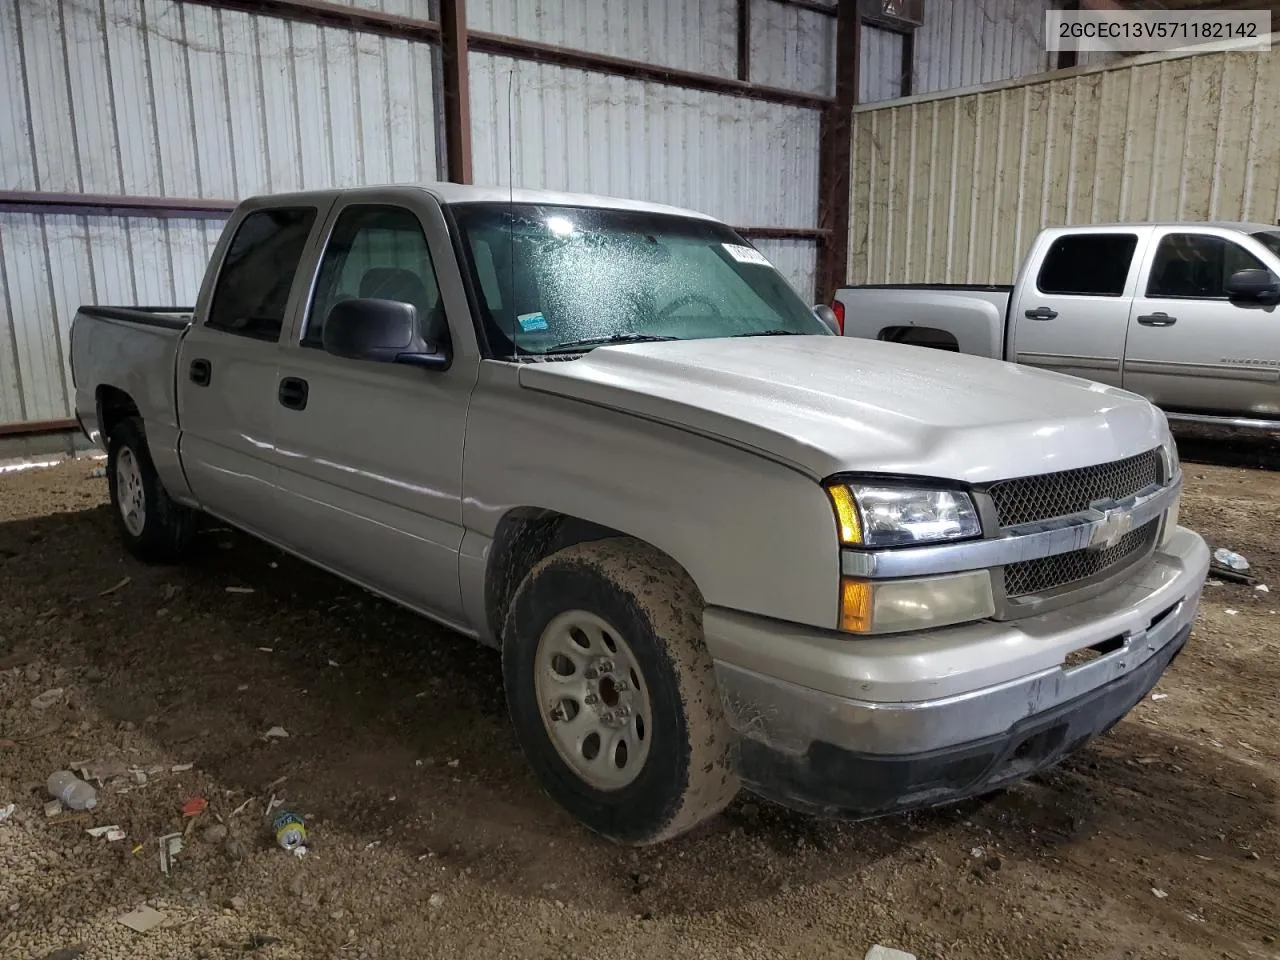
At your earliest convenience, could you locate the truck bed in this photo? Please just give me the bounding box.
[834,284,1012,359]
[70,305,193,454]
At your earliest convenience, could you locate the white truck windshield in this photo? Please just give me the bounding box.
[451,203,827,357]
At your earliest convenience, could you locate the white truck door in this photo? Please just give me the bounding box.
[1010,229,1147,387]
[1123,228,1280,419]
[176,204,327,538]
[267,193,475,626]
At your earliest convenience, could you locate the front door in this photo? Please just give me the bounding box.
[1123,229,1280,418]
[269,193,476,625]
[175,204,326,538]
[1010,229,1147,388]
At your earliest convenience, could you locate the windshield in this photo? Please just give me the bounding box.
[450,203,828,357]
[1252,230,1280,260]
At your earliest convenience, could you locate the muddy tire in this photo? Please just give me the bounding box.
[502,538,740,845]
[107,417,196,563]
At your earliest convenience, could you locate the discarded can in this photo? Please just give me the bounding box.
[272,810,307,852]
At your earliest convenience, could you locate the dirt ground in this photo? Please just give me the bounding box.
[0,456,1276,960]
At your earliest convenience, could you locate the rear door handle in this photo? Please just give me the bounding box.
[1024,307,1058,321]
[1137,313,1177,327]
[278,377,309,411]
[189,358,211,386]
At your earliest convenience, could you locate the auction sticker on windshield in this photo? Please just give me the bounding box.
[518,312,548,332]
[722,244,772,266]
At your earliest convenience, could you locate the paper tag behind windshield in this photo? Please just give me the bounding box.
[721,243,772,266]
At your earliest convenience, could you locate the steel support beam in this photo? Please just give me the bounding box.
[182,0,442,42]
[900,27,914,96]
[467,30,829,109]
[180,0,829,110]
[814,0,860,304]
[0,190,234,219]
[439,0,474,184]
[0,418,79,438]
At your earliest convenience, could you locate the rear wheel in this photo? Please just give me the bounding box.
[107,417,196,563]
[502,538,739,844]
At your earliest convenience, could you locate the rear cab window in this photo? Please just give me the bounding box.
[207,207,318,341]
[1036,234,1139,297]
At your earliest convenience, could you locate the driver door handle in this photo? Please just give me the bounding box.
[189,358,211,386]
[1024,306,1058,321]
[1137,312,1177,327]
[278,377,309,411]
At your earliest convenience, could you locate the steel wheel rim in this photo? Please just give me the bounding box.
[533,609,654,791]
[116,447,146,537]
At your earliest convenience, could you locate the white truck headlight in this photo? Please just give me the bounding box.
[827,483,982,547]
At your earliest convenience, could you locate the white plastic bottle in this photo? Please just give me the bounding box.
[47,771,98,810]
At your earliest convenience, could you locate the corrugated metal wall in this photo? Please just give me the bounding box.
[750,0,835,96]
[1,0,443,429]
[861,25,904,103]
[849,42,1280,286]
[469,56,821,227]
[466,0,829,296]
[469,0,738,77]
[914,0,1051,96]
[2,0,841,429]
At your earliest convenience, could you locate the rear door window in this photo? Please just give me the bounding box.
[1146,233,1267,299]
[207,208,318,340]
[1036,234,1139,297]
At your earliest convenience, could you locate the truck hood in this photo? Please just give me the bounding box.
[517,336,1169,483]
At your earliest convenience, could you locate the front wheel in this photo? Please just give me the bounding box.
[502,538,740,845]
[107,417,196,563]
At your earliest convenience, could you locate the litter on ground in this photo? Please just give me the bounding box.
[97,577,132,597]
[117,905,167,934]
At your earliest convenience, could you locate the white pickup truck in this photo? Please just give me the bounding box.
[836,222,1280,432]
[71,184,1208,844]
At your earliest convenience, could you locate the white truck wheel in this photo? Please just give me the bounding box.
[106,417,196,563]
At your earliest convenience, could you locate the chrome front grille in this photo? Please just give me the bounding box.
[1002,519,1160,600]
[987,449,1162,528]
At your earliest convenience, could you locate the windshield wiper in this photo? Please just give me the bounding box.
[542,333,679,354]
[731,329,804,337]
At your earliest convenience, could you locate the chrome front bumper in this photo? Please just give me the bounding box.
[704,526,1209,816]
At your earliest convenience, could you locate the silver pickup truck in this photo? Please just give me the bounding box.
[836,222,1280,432]
[71,184,1208,844]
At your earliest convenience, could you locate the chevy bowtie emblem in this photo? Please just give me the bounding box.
[1090,506,1134,550]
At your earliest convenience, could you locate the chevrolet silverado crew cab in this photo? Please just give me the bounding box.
[71,185,1209,844]
[836,222,1280,433]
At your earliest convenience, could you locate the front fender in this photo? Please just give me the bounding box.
[462,364,841,633]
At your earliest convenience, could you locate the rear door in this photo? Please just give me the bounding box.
[176,201,330,538]
[1123,228,1280,418]
[267,190,477,625]
[1010,229,1148,386]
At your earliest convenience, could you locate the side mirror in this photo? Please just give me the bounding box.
[813,303,841,335]
[322,298,449,369]
[1224,268,1280,304]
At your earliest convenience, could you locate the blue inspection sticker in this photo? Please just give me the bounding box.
[517,312,548,332]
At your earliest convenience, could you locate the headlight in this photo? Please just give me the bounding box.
[826,483,982,547]
[840,571,995,634]
[1162,436,1181,480]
